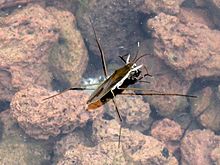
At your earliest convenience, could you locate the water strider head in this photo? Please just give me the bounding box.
[122,53,151,83]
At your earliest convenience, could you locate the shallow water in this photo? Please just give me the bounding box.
[0,0,220,164]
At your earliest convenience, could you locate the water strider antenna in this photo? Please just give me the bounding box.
[89,17,108,78]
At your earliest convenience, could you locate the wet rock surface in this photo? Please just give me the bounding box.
[57,118,178,165]
[0,4,58,89]
[0,109,50,164]
[148,12,220,80]
[179,7,214,28]
[190,86,220,131]
[10,85,103,139]
[195,0,206,7]
[53,129,92,164]
[211,147,220,165]
[107,94,152,132]
[0,0,33,9]
[57,142,127,165]
[151,118,182,153]
[206,0,220,27]
[48,7,88,87]
[139,0,184,15]
[0,3,88,90]
[218,84,220,100]
[140,47,192,117]
[0,69,15,102]
[181,129,220,165]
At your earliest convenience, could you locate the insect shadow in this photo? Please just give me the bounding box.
[43,17,196,147]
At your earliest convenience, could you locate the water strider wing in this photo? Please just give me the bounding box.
[87,64,132,104]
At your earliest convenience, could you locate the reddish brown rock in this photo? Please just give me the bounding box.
[218,85,220,100]
[139,0,184,15]
[148,13,220,80]
[206,0,220,27]
[143,72,190,116]
[211,147,220,165]
[10,85,103,139]
[0,4,88,90]
[181,129,220,165]
[47,7,88,87]
[191,87,220,131]
[107,94,152,132]
[151,118,182,153]
[53,129,91,163]
[57,118,178,165]
[0,109,50,164]
[151,118,183,154]
[0,4,59,89]
[0,69,15,101]
[195,0,206,7]
[139,44,192,117]
[193,0,220,27]
[179,7,214,28]
[190,87,212,118]
[57,142,127,165]
[0,0,33,9]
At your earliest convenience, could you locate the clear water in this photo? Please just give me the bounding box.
[0,0,220,164]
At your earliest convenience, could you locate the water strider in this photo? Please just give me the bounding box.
[44,17,196,147]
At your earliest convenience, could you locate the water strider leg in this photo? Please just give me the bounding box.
[118,124,122,148]
[142,64,152,77]
[90,18,123,147]
[118,87,197,98]
[111,90,123,148]
[138,71,152,82]
[111,90,122,122]
[119,53,130,63]
[138,80,150,84]
[179,107,209,140]
[42,83,100,101]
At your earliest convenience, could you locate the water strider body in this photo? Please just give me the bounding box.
[87,54,145,111]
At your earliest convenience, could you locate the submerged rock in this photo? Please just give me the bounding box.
[0,4,59,89]
[57,118,178,165]
[0,109,50,164]
[139,0,184,15]
[148,13,220,80]
[10,85,103,139]
[179,7,214,29]
[0,69,14,102]
[195,0,206,7]
[218,84,220,100]
[181,129,220,165]
[53,129,92,164]
[190,86,220,131]
[57,142,127,165]
[211,147,220,165]
[107,94,152,132]
[0,4,88,90]
[48,7,88,87]
[206,0,220,28]
[141,48,192,117]
[151,118,182,153]
[0,0,33,9]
